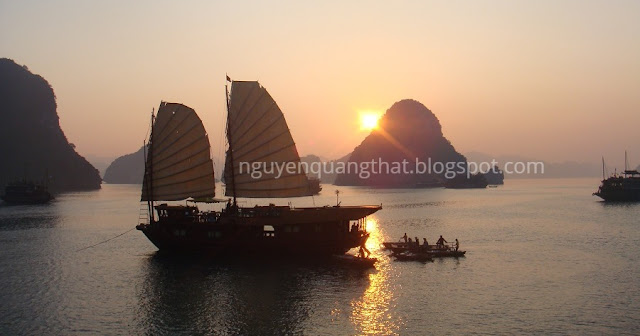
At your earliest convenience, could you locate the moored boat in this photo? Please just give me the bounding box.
[593,154,640,202]
[1,179,53,205]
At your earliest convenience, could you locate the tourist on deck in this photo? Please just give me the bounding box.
[436,235,447,249]
[408,237,413,244]
[401,233,408,242]
[423,238,429,247]
[455,239,459,251]
[414,237,419,247]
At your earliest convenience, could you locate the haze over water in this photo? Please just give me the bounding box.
[1,180,639,335]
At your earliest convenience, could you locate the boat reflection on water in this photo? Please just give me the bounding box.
[350,217,402,336]
[137,253,314,335]
[135,216,398,335]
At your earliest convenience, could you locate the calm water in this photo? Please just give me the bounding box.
[1,179,639,335]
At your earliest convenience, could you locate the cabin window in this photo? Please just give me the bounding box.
[284,225,300,233]
[173,229,187,237]
[263,225,275,238]
[208,231,222,238]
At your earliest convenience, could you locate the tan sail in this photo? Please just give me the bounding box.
[224,81,312,198]
[141,102,215,201]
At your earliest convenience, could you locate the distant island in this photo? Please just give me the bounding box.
[104,146,223,184]
[103,146,146,184]
[464,151,601,179]
[301,153,351,184]
[334,99,476,187]
[484,165,505,185]
[0,58,101,192]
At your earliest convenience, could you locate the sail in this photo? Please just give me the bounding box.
[141,102,215,201]
[224,81,312,198]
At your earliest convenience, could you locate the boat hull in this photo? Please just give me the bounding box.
[594,174,640,202]
[137,205,381,256]
[1,195,52,205]
[384,242,466,258]
[393,253,433,262]
[594,190,640,202]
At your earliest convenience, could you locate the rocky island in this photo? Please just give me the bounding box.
[335,99,477,187]
[103,146,146,184]
[0,59,101,192]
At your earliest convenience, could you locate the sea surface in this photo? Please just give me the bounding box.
[0,179,639,335]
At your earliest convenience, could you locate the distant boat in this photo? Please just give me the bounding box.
[136,79,381,256]
[1,179,53,204]
[414,179,444,188]
[444,173,488,189]
[593,153,640,202]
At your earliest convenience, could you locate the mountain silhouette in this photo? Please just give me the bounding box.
[104,145,223,184]
[0,58,101,192]
[103,146,146,184]
[334,99,466,187]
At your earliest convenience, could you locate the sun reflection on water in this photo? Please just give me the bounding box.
[350,217,402,335]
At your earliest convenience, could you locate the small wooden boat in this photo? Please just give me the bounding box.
[393,252,433,262]
[388,244,466,258]
[426,249,466,258]
[382,241,414,250]
[333,254,378,268]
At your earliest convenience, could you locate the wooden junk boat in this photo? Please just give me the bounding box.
[136,79,381,258]
[593,153,640,202]
[1,179,53,205]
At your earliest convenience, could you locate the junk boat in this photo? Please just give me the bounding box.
[136,79,381,256]
[594,153,640,202]
[1,179,53,205]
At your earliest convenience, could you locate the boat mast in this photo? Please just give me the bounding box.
[225,76,237,206]
[625,151,629,173]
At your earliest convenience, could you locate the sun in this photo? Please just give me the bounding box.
[359,112,382,131]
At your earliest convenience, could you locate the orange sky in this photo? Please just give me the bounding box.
[1,1,639,165]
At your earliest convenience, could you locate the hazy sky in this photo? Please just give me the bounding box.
[1,0,639,166]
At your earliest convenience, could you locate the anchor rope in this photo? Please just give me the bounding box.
[75,227,137,252]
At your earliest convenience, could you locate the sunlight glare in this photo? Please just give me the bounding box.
[359,112,382,131]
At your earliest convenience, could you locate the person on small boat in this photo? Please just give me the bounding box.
[423,238,429,248]
[455,239,459,251]
[408,237,413,244]
[401,233,408,242]
[414,237,419,247]
[436,235,447,249]
[358,244,371,258]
